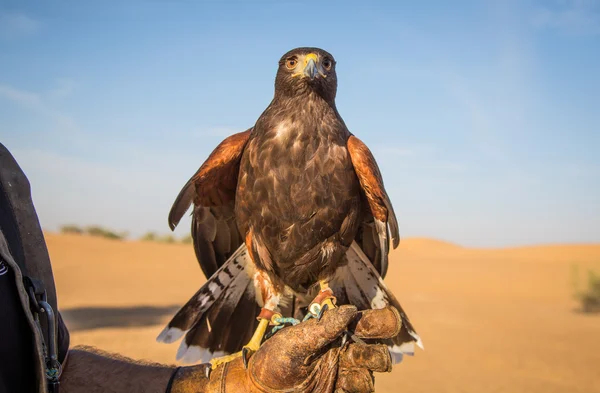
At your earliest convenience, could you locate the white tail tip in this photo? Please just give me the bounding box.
[156,326,184,344]
[176,340,227,364]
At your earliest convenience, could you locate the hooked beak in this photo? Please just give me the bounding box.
[303,53,319,80]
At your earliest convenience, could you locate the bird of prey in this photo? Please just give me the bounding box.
[157,47,422,367]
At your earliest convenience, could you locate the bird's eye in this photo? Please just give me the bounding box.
[286,58,298,69]
[323,59,332,70]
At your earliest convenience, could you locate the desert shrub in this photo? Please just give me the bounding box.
[139,232,191,244]
[578,270,600,313]
[572,265,600,313]
[85,226,126,241]
[158,235,176,244]
[140,232,157,242]
[60,224,83,234]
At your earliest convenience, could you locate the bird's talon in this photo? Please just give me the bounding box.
[340,332,348,347]
[317,303,329,322]
[345,330,366,346]
[204,364,211,379]
[242,347,252,369]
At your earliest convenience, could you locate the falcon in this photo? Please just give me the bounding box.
[157,47,422,368]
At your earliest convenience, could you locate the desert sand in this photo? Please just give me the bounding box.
[47,233,600,393]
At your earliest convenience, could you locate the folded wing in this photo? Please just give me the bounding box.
[168,128,252,278]
[347,135,399,278]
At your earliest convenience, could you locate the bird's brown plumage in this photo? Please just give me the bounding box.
[160,47,419,362]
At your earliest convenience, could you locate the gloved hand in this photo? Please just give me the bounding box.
[170,305,402,393]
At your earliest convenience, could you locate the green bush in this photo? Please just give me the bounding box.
[139,232,192,244]
[60,225,84,234]
[158,235,176,244]
[578,270,600,313]
[84,226,126,241]
[572,265,600,313]
[140,232,157,242]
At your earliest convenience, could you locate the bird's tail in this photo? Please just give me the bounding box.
[156,245,260,363]
[332,242,423,363]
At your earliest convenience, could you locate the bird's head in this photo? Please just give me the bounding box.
[274,47,337,103]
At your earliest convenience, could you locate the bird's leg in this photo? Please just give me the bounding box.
[209,307,281,369]
[242,307,282,362]
[210,273,281,369]
[308,280,337,319]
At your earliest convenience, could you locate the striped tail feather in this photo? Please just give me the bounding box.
[333,242,423,364]
[156,244,259,363]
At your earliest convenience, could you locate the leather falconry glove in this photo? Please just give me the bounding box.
[169,305,402,393]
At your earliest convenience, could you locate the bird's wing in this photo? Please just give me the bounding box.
[331,242,422,364]
[169,128,252,278]
[347,135,399,278]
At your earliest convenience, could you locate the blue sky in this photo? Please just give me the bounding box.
[0,0,598,247]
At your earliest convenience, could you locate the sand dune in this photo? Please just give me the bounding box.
[46,233,600,393]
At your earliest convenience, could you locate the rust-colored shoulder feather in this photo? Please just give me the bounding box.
[347,135,399,277]
[168,128,252,230]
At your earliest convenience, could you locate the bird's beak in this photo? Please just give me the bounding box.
[303,53,319,80]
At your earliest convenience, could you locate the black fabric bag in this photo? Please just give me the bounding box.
[0,142,70,393]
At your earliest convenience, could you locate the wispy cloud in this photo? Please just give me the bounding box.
[0,12,41,40]
[0,84,40,106]
[533,0,600,36]
[0,81,95,157]
[0,84,78,131]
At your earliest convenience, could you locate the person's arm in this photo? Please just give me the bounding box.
[61,305,402,393]
[60,345,181,393]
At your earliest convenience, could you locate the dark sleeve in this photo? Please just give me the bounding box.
[0,260,36,393]
[0,142,70,363]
